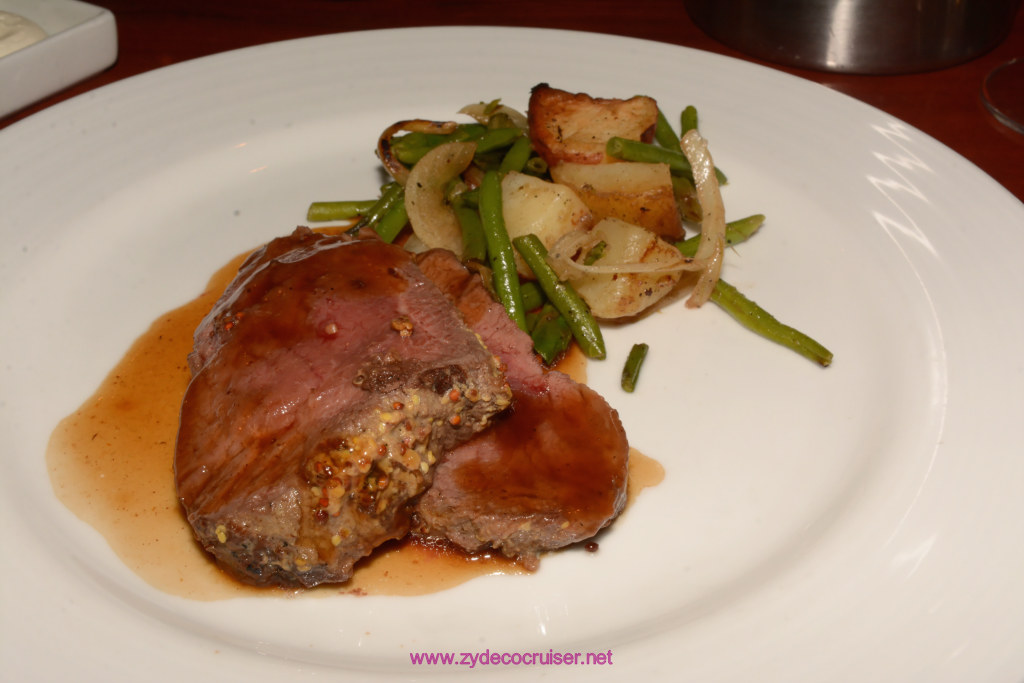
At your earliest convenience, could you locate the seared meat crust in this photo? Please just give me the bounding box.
[413,250,630,567]
[175,228,511,587]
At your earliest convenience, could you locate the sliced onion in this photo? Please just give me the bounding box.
[458,101,529,130]
[377,119,458,185]
[679,129,726,308]
[404,141,477,257]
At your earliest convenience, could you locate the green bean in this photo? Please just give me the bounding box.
[347,182,404,235]
[523,155,548,176]
[654,108,680,149]
[390,124,488,164]
[676,214,766,255]
[390,132,449,165]
[458,188,480,207]
[607,136,686,169]
[583,240,607,265]
[620,343,649,393]
[530,304,574,365]
[306,199,377,223]
[373,198,408,243]
[673,214,831,365]
[498,135,534,175]
[606,137,727,185]
[680,105,699,135]
[512,234,606,360]
[527,301,556,334]
[519,280,546,311]
[710,279,833,367]
[451,124,491,140]
[478,170,528,331]
[471,126,523,154]
[721,213,766,246]
[454,203,487,262]
[525,308,541,331]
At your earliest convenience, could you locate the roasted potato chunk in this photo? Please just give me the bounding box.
[528,84,658,166]
[501,171,593,278]
[550,161,684,240]
[557,218,683,319]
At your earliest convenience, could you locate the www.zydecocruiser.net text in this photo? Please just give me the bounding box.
[409,649,614,668]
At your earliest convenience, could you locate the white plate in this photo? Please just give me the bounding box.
[2,27,1023,683]
[0,0,117,118]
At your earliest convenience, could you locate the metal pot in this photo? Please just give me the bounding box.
[684,0,1022,74]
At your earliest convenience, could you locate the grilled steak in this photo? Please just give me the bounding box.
[413,250,630,568]
[175,228,511,587]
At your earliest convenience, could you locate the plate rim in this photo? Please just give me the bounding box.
[2,24,1023,683]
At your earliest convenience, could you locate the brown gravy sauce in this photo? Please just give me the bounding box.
[46,242,664,601]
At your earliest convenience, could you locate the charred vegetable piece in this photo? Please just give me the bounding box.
[549,160,682,240]
[528,83,659,166]
[501,170,595,278]
[547,218,685,319]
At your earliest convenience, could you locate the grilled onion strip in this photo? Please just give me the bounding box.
[404,141,477,256]
[679,129,726,308]
[377,119,459,185]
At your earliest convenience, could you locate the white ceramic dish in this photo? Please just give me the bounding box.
[0,0,116,118]
[1,26,1022,683]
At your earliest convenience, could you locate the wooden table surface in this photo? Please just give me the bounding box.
[3,0,1022,202]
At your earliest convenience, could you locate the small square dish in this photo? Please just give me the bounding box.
[0,0,117,118]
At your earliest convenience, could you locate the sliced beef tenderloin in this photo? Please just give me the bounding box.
[175,228,511,587]
[413,249,629,568]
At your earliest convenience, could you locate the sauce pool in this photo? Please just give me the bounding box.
[46,241,664,601]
